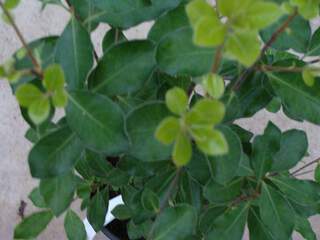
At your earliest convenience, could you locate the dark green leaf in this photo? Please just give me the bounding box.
[260,15,311,53]
[66,90,128,154]
[259,183,295,239]
[126,102,172,162]
[248,207,275,240]
[271,129,308,171]
[102,28,127,53]
[251,122,281,179]
[87,189,109,232]
[152,204,197,240]
[308,27,320,56]
[208,125,243,184]
[156,27,215,76]
[40,172,80,216]
[199,206,226,234]
[315,164,320,183]
[14,211,53,239]
[204,178,243,204]
[270,176,320,206]
[29,187,47,208]
[141,188,160,212]
[207,203,249,240]
[111,204,132,220]
[295,215,317,240]
[28,126,83,178]
[89,41,156,96]
[55,17,94,90]
[64,210,87,240]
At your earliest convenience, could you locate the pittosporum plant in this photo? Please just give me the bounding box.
[2,0,320,239]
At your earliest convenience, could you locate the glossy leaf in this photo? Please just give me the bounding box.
[259,183,295,239]
[55,17,94,90]
[64,210,87,240]
[126,102,172,162]
[207,203,249,240]
[14,211,53,239]
[66,91,128,154]
[152,204,197,240]
[40,172,79,216]
[28,126,83,178]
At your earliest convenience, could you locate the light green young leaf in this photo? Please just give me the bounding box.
[194,128,229,156]
[43,64,65,91]
[173,132,192,167]
[165,87,188,115]
[290,0,320,19]
[186,0,216,27]
[7,71,22,84]
[4,0,20,10]
[15,83,43,107]
[14,210,53,239]
[52,89,68,108]
[217,0,253,17]
[202,74,225,99]
[302,69,315,87]
[64,210,87,240]
[186,99,225,126]
[226,30,260,67]
[28,97,50,125]
[155,116,180,145]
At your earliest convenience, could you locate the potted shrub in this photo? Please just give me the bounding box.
[1,0,320,239]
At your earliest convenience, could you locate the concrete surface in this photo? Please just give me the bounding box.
[0,1,319,239]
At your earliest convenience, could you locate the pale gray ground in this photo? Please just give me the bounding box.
[0,1,319,239]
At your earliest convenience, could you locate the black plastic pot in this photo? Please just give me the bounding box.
[102,219,130,240]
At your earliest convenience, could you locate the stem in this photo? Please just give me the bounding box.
[293,169,314,177]
[231,9,298,91]
[147,168,182,240]
[211,44,224,73]
[291,157,320,176]
[257,64,320,73]
[0,1,42,76]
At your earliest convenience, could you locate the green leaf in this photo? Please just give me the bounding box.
[28,187,47,208]
[4,0,20,9]
[102,28,127,53]
[14,211,53,239]
[315,164,320,183]
[126,102,172,162]
[226,29,260,67]
[259,183,295,239]
[152,204,197,240]
[55,17,94,90]
[89,41,156,96]
[185,0,216,27]
[260,15,311,53]
[202,74,225,99]
[52,89,68,108]
[111,204,132,220]
[204,178,242,204]
[15,83,43,107]
[295,215,317,240]
[270,176,320,206]
[248,207,275,240]
[43,64,65,91]
[271,129,308,171]
[186,99,225,126]
[302,69,315,87]
[28,97,50,125]
[251,122,281,179]
[28,126,83,178]
[64,210,87,240]
[40,172,79,216]
[207,126,243,184]
[87,189,109,232]
[199,206,226,234]
[194,127,228,156]
[156,27,215,76]
[266,97,282,113]
[141,188,160,212]
[155,116,180,145]
[165,87,188,115]
[268,62,320,124]
[148,5,189,42]
[173,132,192,166]
[207,203,249,240]
[290,0,319,19]
[308,27,320,56]
[66,91,128,154]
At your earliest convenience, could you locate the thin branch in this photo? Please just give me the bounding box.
[147,168,182,240]
[291,157,320,176]
[293,169,314,177]
[0,1,42,76]
[211,44,224,73]
[231,9,298,91]
[256,64,320,73]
